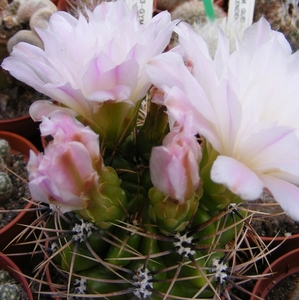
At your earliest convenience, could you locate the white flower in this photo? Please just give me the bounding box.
[147,17,299,221]
[2,0,176,123]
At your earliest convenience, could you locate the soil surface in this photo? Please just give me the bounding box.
[0,76,48,120]
[246,195,299,238]
[266,272,299,300]
[0,151,30,229]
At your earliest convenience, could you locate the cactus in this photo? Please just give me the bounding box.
[30,196,264,299]
[0,283,20,300]
[0,171,13,201]
[171,0,226,25]
[0,139,13,201]
[0,270,11,284]
[156,0,189,12]
[169,0,226,49]
[16,0,56,24]
[5,0,57,53]
[0,269,28,300]
[254,0,299,51]
[0,139,10,164]
[0,0,22,40]
[7,29,44,53]
[29,7,54,30]
[26,123,267,299]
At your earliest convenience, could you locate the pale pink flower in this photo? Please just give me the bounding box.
[2,0,176,127]
[40,112,100,161]
[27,142,99,212]
[147,18,299,221]
[149,125,202,203]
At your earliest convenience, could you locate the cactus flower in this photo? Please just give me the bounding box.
[40,112,100,162]
[147,18,299,221]
[27,141,99,213]
[28,112,126,225]
[149,125,202,203]
[2,0,177,144]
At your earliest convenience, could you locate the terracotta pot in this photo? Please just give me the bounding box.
[249,232,299,261]
[250,247,299,300]
[0,252,33,299]
[0,131,38,253]
[56,0,68,11]
[45,264,60,300]
[214,0,228,13]
[0,115,40,139]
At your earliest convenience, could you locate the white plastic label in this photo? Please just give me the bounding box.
[227,0,256,32]
[125,0,154,24]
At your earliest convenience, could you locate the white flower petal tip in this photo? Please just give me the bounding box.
[261,176,299,222]
[211,155,264,201]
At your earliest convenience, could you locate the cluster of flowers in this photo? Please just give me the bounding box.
[2,0,299,226]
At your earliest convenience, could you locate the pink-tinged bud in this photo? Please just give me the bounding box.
[27,142,99,213]
[149,126,202,203]
[40,112,100,162]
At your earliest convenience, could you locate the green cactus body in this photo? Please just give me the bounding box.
[105,223,142,267]
[28,96,259,299]
[61,241,102,272]
[76,182,127,230]
[0,283,20,300]
[32,122,252,300]
[76,267,124,299]
[148,187,202,234]
[0,171,13,201]
[58,219,111,272]
[42,199,247,299]
[136,102,169,161]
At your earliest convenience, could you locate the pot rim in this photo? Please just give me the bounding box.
[0,114,31,124]
[251,247,299,299]
[0,252,33,299]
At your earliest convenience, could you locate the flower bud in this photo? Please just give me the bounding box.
[27,142,99,212]
[148,187,202,234]
[77,182,127,229]
[149,126,202,203]
[40,112,100,162]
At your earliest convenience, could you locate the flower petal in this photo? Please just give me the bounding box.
[83,58,139,103]
[211,155,264,200]
[261,175,299,222]
[29,100,79,122]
